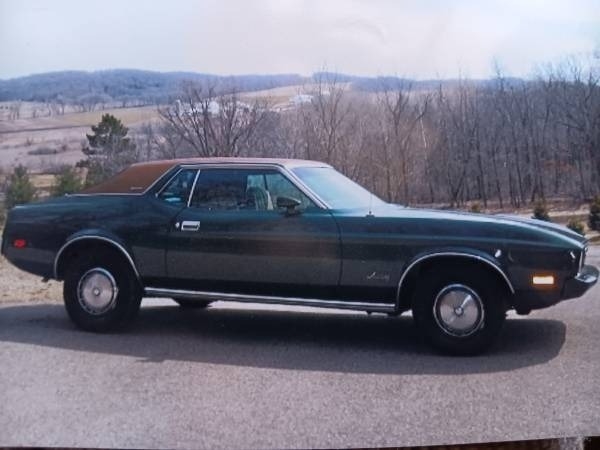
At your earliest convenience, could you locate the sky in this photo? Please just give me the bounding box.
[0,0,599,80]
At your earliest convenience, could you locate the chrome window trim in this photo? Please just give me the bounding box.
[145,287,395,313]
[282,166,332,209]
[187,169,201,207]
[72,162,332,209]
[70,192,147,197]
[54,235,141,282]
[142,165,188,195]
[178,163,330,210]
[154,167,183,198]
[396,251,515,308]
[154,167,203,202]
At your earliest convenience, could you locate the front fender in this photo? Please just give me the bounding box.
[396,246,515,308]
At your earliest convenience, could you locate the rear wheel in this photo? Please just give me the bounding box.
[412,267,507,355]
[173,298,212,309]
[63,250,142,332]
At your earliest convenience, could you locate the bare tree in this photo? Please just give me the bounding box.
[158,81,269,157]
[378,81,429,203]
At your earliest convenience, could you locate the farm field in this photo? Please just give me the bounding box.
[0,104,161,171]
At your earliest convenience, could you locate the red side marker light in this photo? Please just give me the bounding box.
[13,239,27,249]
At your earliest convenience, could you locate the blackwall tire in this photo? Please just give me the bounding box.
[412,267,507,355]
[63,251,142,332]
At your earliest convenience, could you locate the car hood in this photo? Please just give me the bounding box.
[335,204,587,248]
[493,213,587,245]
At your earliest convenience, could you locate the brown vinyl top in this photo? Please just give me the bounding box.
[81,157,328,195]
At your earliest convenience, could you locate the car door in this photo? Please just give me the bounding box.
[165,166,341,299]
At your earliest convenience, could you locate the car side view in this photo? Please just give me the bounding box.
[2,158,598,355]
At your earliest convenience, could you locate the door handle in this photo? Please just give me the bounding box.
[181,220,200,231]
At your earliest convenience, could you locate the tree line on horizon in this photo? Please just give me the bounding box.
[0,69,307,112]
[0,68,519,115]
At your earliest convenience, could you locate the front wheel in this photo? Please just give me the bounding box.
[412,267,507,355]
[63,251,142,332]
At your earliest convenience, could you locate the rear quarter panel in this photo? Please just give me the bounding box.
[2,195,178,281]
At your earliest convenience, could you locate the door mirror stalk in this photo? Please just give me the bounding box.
[276,196,302,216]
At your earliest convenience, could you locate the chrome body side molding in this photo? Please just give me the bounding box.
[144,287,396,313]
[396,251,515,307]
[54,235,141,282]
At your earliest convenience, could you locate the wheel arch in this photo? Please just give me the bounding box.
[396,251,515,310]
[54,233,141,283]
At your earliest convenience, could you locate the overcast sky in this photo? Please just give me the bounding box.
[0,0,598,80]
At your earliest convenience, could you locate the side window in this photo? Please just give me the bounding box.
[190,169,247,210]
[263,172,316,211]
[156,169,197,206]
[190,168,316,212]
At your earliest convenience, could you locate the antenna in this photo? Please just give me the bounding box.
[367,192,374,217]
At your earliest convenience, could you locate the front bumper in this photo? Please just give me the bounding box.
[512,264,598,313]
[563,264,599,300]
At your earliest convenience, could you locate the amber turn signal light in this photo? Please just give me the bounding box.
[13,239,27,249]
[532,275,554,286]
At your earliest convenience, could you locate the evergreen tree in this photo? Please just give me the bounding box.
[51,166,83,196]
[81,114,137,186]
[5,165,36,208]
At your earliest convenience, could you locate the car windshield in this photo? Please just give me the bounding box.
[292,166,386,209]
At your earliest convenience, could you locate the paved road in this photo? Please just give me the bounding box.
[1,249,599,449]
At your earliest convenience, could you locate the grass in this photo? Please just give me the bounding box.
[56,106,159,127]
[31,174,56,193]
[0,105,160,134]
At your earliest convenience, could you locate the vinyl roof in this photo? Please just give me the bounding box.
[81,157,329,194]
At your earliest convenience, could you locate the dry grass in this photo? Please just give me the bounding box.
[53,105,160,128]
[31,173,56,192]
[0,255,62,304]
[0,105,159,133]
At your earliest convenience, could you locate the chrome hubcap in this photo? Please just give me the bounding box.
[77,268,118,315]
[433,284,484,337]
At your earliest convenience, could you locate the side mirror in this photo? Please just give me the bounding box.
[276,196,302,215]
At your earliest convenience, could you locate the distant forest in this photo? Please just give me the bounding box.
[0,69,515,106]
[0,69,306,105]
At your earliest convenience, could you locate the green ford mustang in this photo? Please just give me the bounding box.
[2,158,597,355]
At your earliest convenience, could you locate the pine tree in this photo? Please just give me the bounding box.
[5,165,36,208]
[51,166,83,196]
[80,114,137,186]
